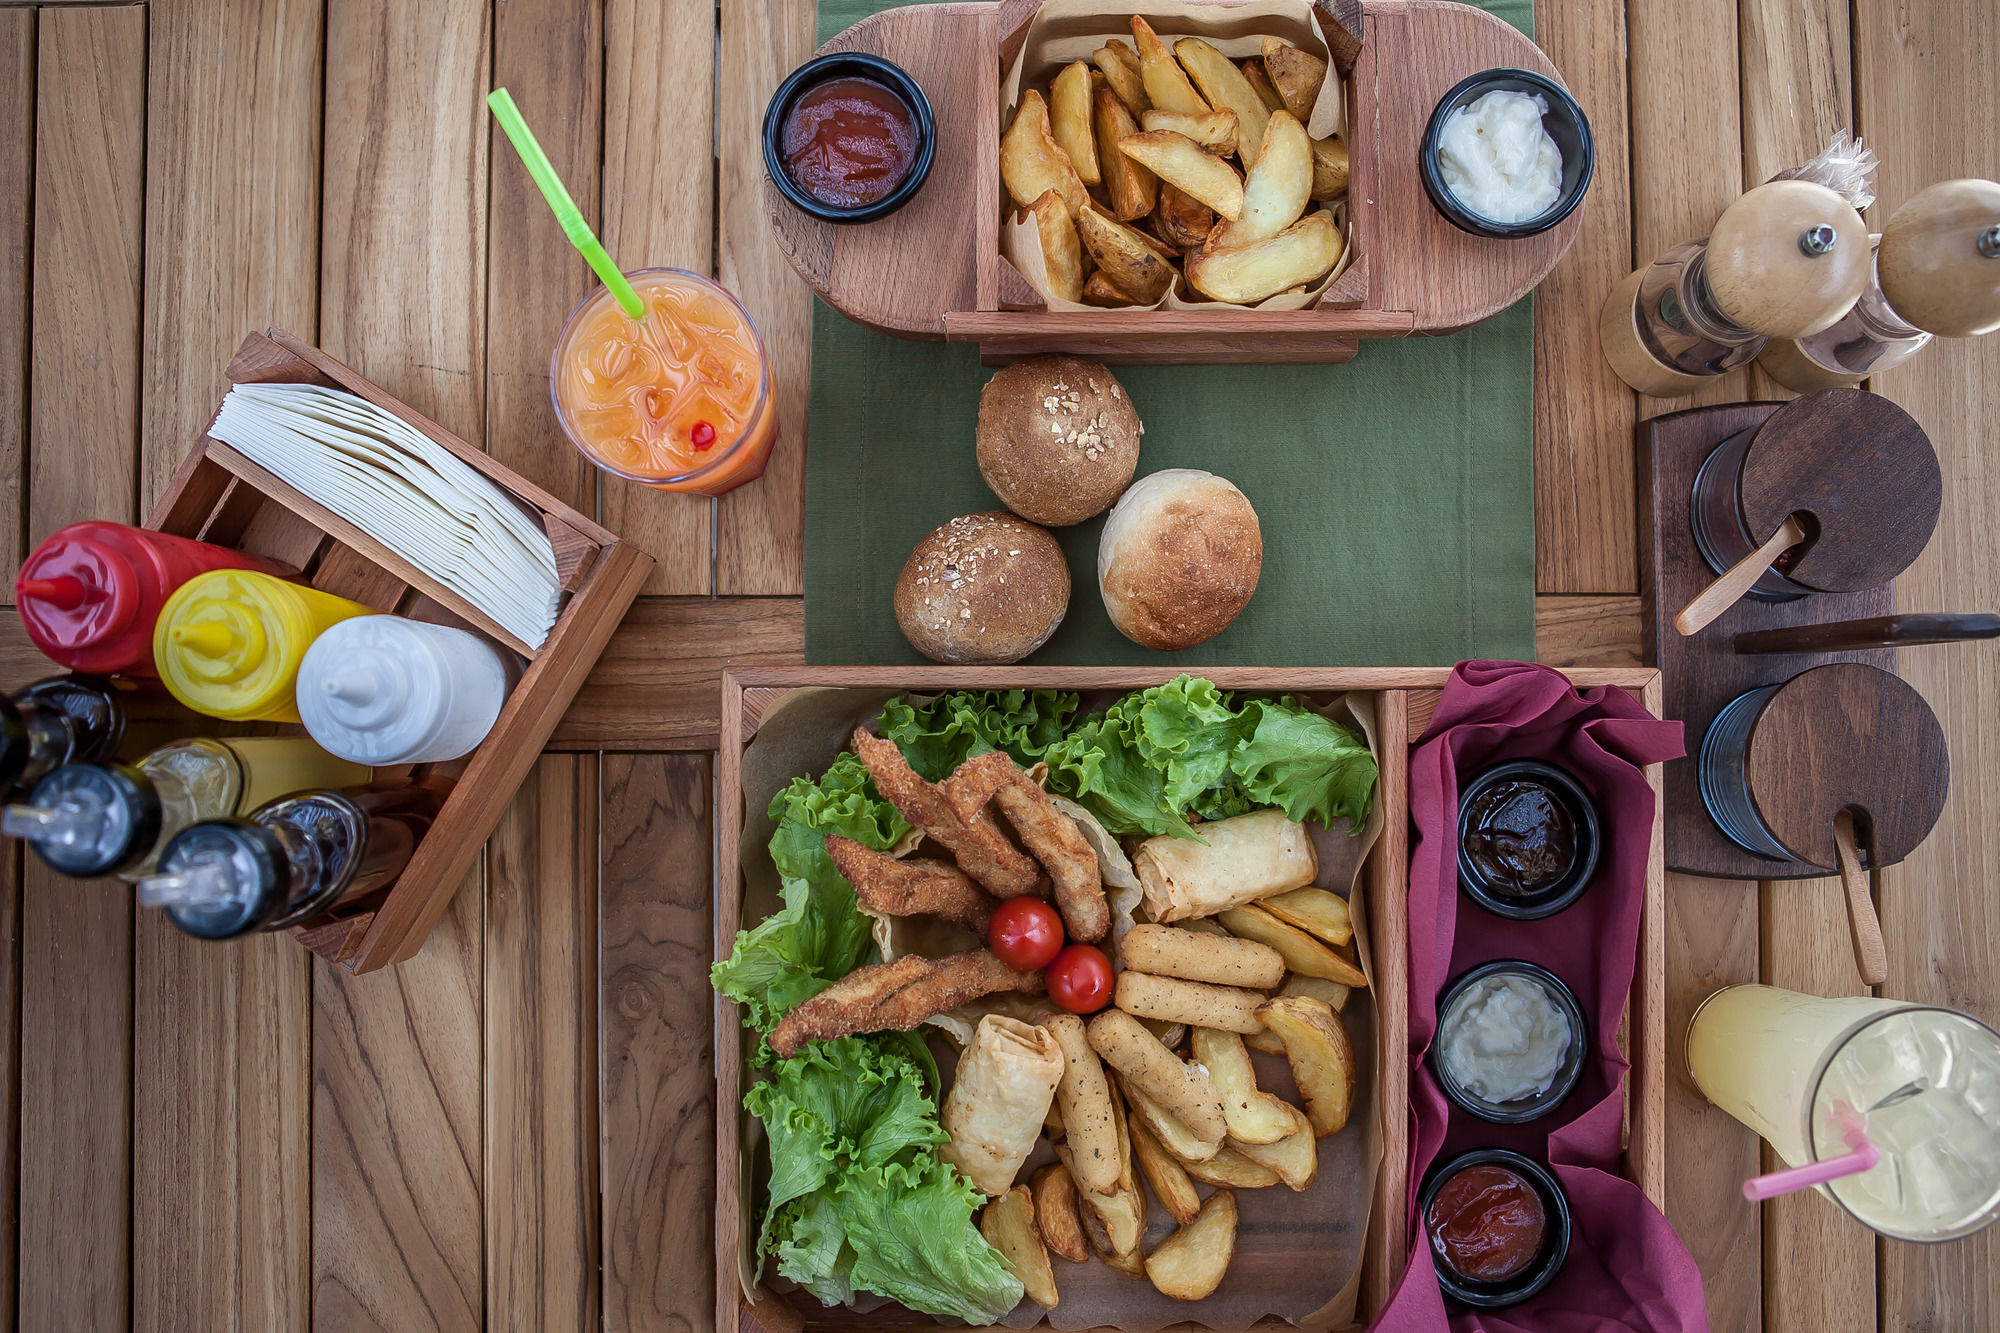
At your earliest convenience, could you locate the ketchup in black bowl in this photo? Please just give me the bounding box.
[764,53,936,223]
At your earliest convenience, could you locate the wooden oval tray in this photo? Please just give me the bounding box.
[764,0,1581,364]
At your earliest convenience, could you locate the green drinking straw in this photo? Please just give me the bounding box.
[487,87,644,320]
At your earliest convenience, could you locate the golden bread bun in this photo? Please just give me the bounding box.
[976,355,1143,526]
[895,512,1071,663]
[1097,469,1261,650]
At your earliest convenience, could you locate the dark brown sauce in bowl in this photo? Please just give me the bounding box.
[1462,777,1577,894]
[780,76,917,209]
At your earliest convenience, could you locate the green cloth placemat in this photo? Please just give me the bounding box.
[805,0,1536,667]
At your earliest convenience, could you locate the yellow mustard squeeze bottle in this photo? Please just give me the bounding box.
[153,570,373,722]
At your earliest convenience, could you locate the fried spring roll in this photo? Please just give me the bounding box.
[1120,923,1286,988]
[1134,808,1318,923]
[851,729,1043,897]
[827,835,993,931]
[942,1015,1065,1196]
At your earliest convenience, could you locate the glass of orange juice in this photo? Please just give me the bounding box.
[549,268,778,495]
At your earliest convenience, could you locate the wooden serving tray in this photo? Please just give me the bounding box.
[141,330,654,973]
[714,666,1663,1333]
[765,0,1581,365]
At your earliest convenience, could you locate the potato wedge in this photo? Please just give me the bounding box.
[1130,16,1209,116]
[1152,184,1216,250]
[1241,58,1286,113]
[1076,205,1175,303]
[1191,1026,1296,1145]
[1260,884,1354,947]
[1118,131,1244,220]
[983,1187,1058,1308]
[1127,1115,1203,1225]
[1260,38,1327,123]
[1217,900,1367,987]
[1050,61,1101,187]
[1174,37,1273,164]
[1183,1144,1280,1189]
[1082,271,1143,307]
[1082,1201,1148,1277]
[1311,134,1350,201]
[1208,110,1311,248]
[1093,44,1149,117]
[1002,90,1089,215]
[1146,1189,1237,1301]
[1024,190,1085,304]
[1244,1027,1285,1056]
[1032,1163,1089,1262]
[1056,1144,1146,1257]
[1139,108,1239,157]
[1119,1076,1223,1163]
[1231,1101,1318,1191]
[1094,89,1157,222]
[1282,971,1352,1012]
[1256,995,1358,1137]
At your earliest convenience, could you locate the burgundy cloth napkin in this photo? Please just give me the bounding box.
[1371,661,1707,1332]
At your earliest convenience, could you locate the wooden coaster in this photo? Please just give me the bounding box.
[1745,663,1950,871]
[1737,387,1940,591]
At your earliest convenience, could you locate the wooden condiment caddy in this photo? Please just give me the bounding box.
[765,0,1582,364]
[139,330,653,972]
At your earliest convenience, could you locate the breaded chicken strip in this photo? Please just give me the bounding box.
[946,751,1109,942]
[851,729,1043,897]
[768,949,1043,1058]
[827,835,994,932]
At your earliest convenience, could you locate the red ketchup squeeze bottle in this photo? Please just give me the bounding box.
[15,522,288,677]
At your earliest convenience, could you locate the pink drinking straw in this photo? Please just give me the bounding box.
[1742,1102,1878,1202]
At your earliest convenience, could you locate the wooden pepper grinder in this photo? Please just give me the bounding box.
[1600,180,1870,396]
[1758,179,2000,390]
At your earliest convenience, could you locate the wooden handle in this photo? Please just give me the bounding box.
[1833,811,1889,986]
[1675,514,1808,637]
[1312,0,1364,71]
[1733,611,2000,654]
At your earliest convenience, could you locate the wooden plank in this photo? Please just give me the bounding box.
[1661,872,1762,1329]
[487,755,600,1331]
[1625,0,1750,416]
[0,10,31,589]
[715,0,815,594]
[1533,593,1643,667]
[16,9,146,1330]
[129,4,323,1326]
[0,839,17,1333]
[139,0,322,511]
[1856,0,2000,1322]
[600,753,715,1333]
[1531,0,1634,594]
[312,879,485,1332]
[486,0,601,513]
[599,0,717,595]
[1732,6,1872,1329]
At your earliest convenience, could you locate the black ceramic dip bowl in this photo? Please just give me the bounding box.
[1419,1148,1573,1310]
[1456,759,1601,920]
[763,52,936,224]
[1432,959,1589,1125]
[1420,68,1593,239]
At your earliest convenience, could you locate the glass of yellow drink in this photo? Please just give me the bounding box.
[1686,984,2000,1241]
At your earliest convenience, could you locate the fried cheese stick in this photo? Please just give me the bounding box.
[851,729,1043,897]
[826,835,994,932]
[947,751,1109,941]
[768,949,1043,1058]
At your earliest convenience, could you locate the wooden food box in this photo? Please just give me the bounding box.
[766,0,1580,365]
[141,329,653,973]
[714,666,1665,1333]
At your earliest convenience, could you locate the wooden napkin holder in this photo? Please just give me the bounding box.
[143,329,653,972]
[764,0,1581,365]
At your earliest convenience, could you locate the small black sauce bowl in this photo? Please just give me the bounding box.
[1457,759,1601,921]
[1420,68,1593,239]
[762,52,937,224]
[1419,1148,1573,1310]
[1432,960,1589,1125]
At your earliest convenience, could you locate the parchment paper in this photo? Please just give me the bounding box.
[732,686,1389,1333]
[1001,0,1356,312]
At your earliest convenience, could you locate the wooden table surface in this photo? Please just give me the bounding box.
[0,0,1991,1329]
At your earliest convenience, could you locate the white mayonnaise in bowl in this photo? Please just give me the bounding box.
[1420,68,1594,239]
[1432,959,1588,1124]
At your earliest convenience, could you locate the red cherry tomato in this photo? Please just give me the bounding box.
[1046,944,1114,1014]
[988,897,1064,972]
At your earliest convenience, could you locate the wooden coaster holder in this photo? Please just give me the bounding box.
[764,0,1582,364]
[1640,400,1952,879]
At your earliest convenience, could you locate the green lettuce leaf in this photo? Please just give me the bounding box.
[1229,696,1378,829]
[833,1158,1023,1323]
[875,689,1080,780]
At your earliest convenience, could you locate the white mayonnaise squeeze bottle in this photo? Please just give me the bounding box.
[296,616,516,765]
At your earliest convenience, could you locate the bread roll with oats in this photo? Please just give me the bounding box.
[1097,469,1262,650]
[977,355,1143,526]
[895,512,1070,664]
